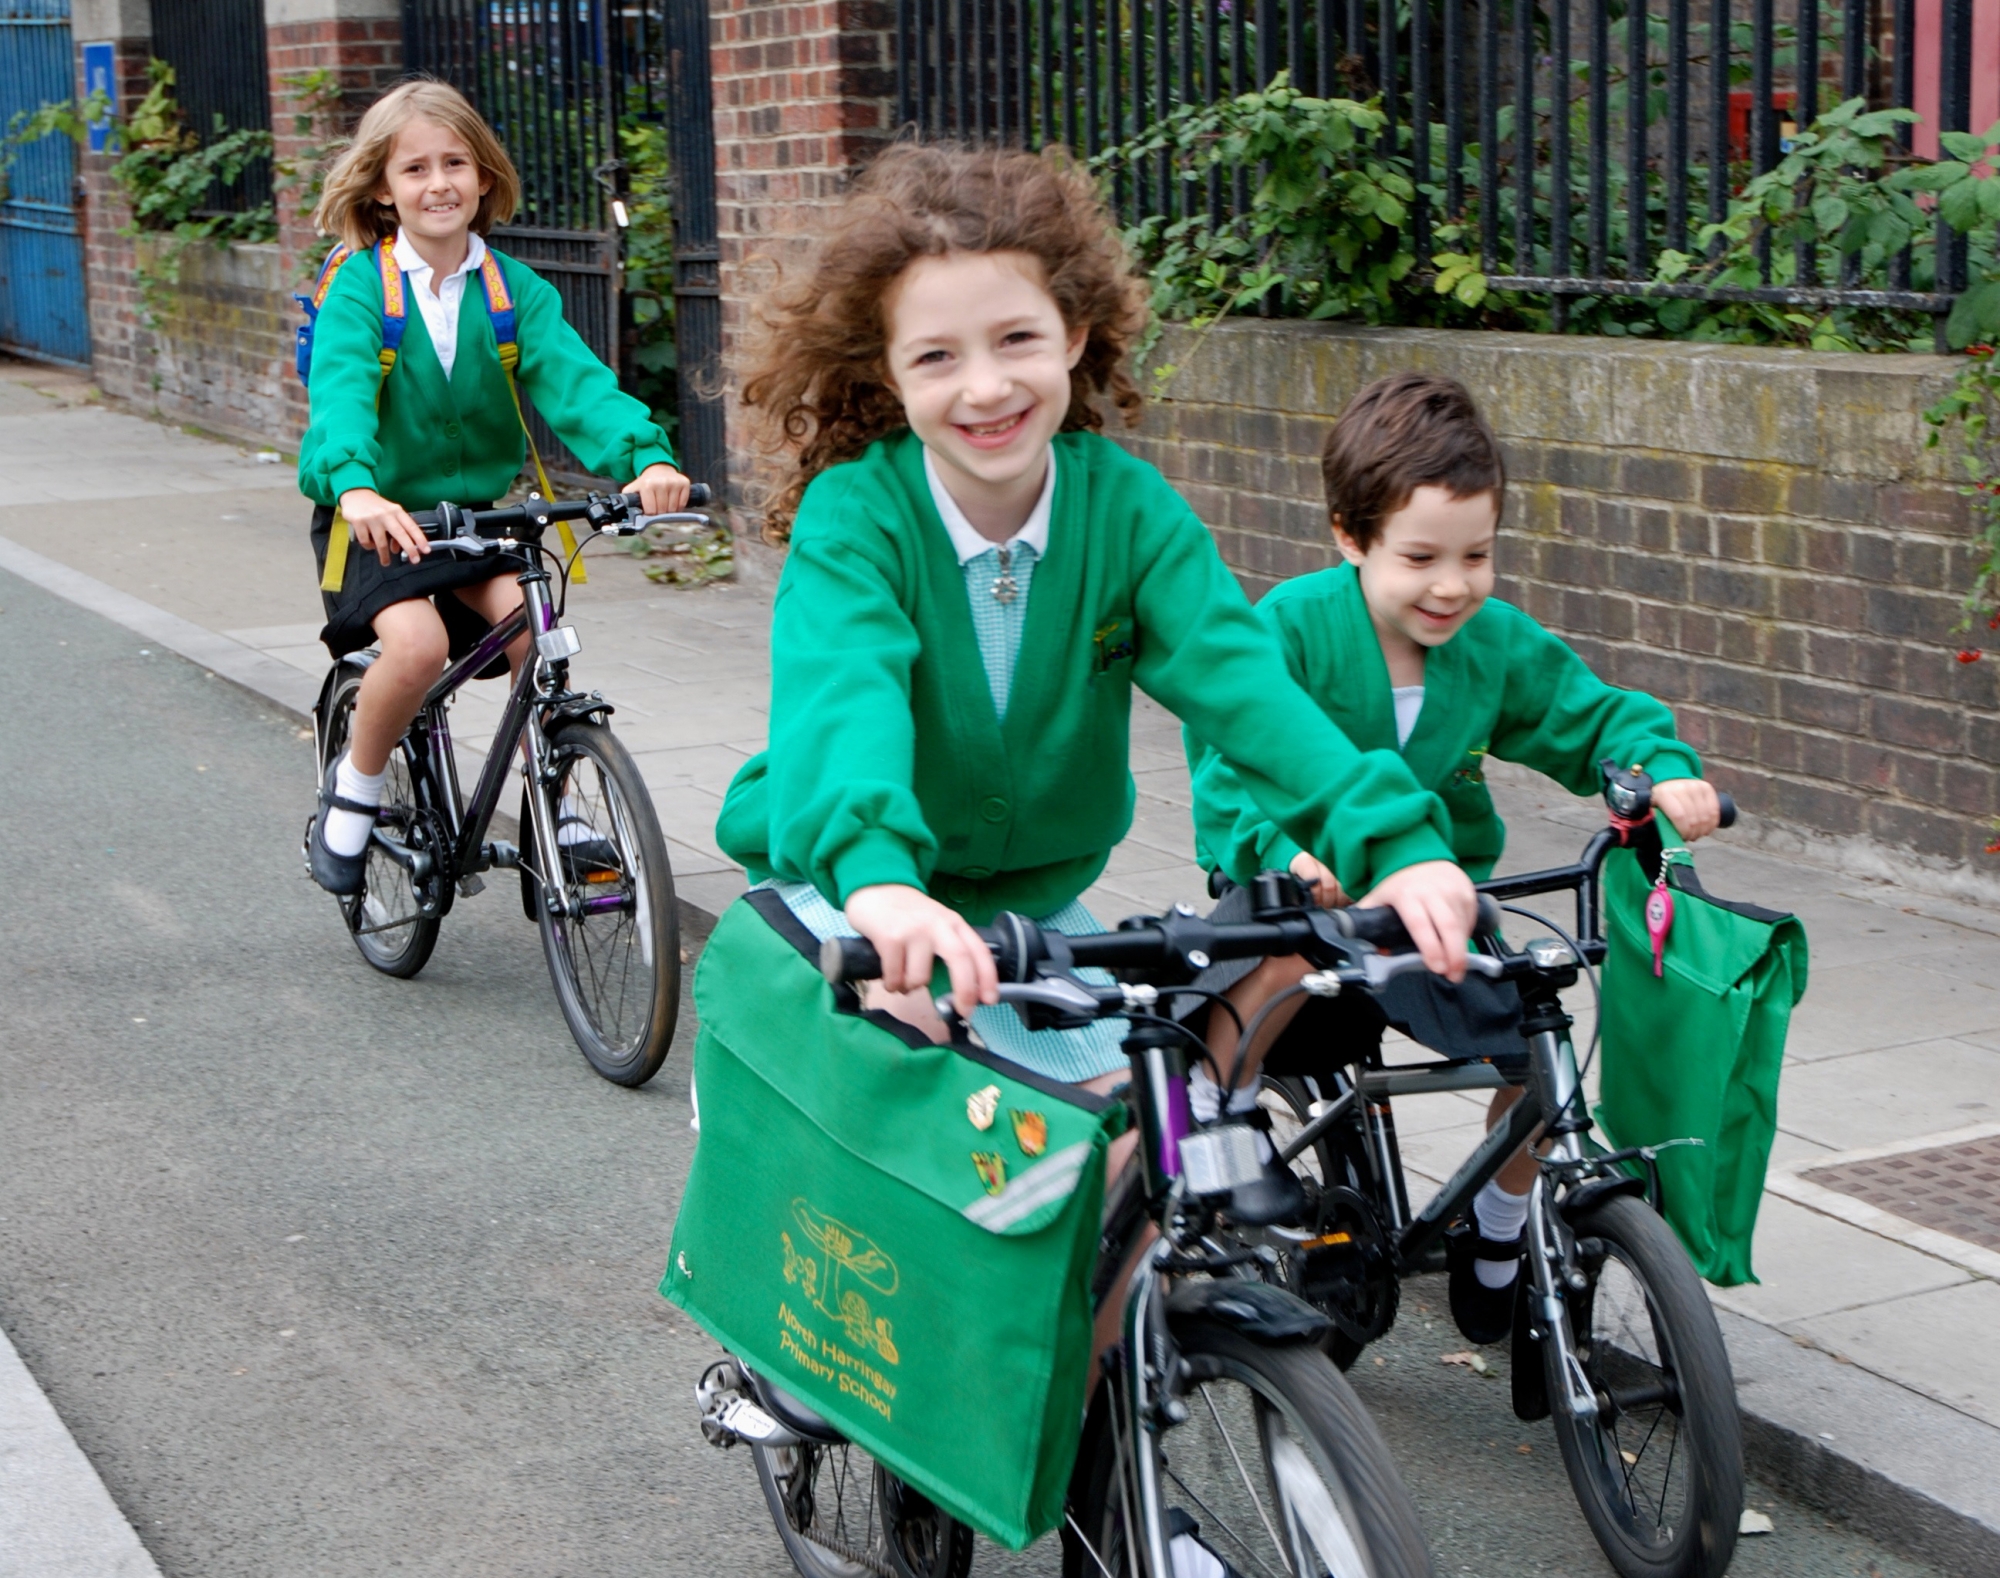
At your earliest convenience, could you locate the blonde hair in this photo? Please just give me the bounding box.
[312,79,521,251]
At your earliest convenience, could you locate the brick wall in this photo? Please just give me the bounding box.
[77,3,400,451]
[1124,321,2000,896]
[709,0,896,519]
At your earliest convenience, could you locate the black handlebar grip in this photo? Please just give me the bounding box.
[820,934,883,984]
[1717,791,1737,829]
[1334,893,1505,948]
[687,482,712,507]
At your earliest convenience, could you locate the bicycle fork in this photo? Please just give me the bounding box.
[1523,1014,1600,1423]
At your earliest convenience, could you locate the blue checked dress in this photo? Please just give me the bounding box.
[762,466,1131,1083]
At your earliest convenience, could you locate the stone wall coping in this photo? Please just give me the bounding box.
[263,0,400,22]
[1154,321,1965,482]
[132,237,285,290]
[72,0,151,41]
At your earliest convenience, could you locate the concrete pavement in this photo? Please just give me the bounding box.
[3,355,1998,1571]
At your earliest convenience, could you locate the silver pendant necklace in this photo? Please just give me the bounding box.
[990,543,1018,604]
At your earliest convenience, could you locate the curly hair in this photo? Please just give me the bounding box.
[739,142,1150,535]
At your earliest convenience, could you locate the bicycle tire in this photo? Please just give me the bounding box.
[531,719,679,1086]
[1066,1320,1432,1578]
[320,665,441,979]
[748,1436,973,1578]
[1544,1192,1744,1578]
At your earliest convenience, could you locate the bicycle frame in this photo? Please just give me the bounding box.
[375,556,596,922]
[1277,822,1647,1279]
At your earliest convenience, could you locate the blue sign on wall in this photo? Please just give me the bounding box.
[81,41,116,153]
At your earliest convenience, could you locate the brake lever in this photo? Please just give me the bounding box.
[609,510,715,538]
[1358,951,1508,991]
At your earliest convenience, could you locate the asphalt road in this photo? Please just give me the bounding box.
[0,565,1943,1578]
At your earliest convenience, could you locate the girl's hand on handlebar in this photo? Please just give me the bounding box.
[1357,859,1478,981]
[339,487,428,567]
[842,883,1000,1014]
[1653,777,1722,841]
[627,462,692,515]
[1287,851,1350,909]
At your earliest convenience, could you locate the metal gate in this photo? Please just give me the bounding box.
[401,0,725,492]
[0,0,89,366]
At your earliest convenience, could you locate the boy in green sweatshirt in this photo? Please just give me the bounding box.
[1185,372,1722,1344]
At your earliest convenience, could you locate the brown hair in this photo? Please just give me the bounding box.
[312,79,521,252]
[1319,373,1505,551]
[739,142,1150,535]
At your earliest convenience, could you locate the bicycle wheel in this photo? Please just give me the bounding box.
[319,666,441,979]
[1068,1320,1431,1578]
[1544,1191,1744,1578]
[748,1437,973,1578]
[532,719,679,1086]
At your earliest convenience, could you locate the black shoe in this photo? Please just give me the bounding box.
[1223,1159,1306,1227]
[1446,1219,1522,1345]
[557,816,621,877]
[307,760,374,897]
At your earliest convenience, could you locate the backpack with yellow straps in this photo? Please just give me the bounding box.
[296,241,586,592]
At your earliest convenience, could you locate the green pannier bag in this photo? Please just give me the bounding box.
[661,892,1123,1551]
[1595,814,1809,1287]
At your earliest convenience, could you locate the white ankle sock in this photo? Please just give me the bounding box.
[324,756,385,858]
[1472,1178,1529,1288]
[1170,1532,1226,1578]
[555,795,594,845]
[1188,1068,1272,1163]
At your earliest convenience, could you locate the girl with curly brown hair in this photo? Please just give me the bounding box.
[703,141,1480,1079]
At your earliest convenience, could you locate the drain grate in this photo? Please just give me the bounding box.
[1801,1135,2000,1254]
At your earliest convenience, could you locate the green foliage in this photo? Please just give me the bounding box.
[619,120,679,448]
[1098,79,1426,334]
[275,66,347,276]
[111,61,275,243]
[4,61,275,323]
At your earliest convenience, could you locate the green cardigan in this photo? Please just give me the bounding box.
[716,430,1458,925]
[297,245,675,508]
[1188,562,1702,884]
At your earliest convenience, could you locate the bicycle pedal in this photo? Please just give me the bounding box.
[457,874,486,898]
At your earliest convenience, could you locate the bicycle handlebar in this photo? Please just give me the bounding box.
[411,482,713,541]
[817,893,1505,986]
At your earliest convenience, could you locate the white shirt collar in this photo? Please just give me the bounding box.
[391,227,487,288]
[923,445,1056,565]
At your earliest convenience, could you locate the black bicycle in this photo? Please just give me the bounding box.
[306,485,711,1087]
[1223,767,1745,1578]
[693,907,1457,1578]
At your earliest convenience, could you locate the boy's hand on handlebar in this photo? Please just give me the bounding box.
[1653,778,1722,841]
[842,883,1000,1014]
[1357,859,1478,981]
[1286,851,1350,909]
[339,488,428,567]
[627,463,692,515]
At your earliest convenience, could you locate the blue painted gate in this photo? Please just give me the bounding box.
[0,0,89,366]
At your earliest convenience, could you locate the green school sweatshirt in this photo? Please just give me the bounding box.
[297,245,675,508]
[715,429,1458,925]
[1188,562,1702,884]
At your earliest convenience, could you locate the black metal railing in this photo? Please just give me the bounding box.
[402,0,726,492]
[150,0,273,215]
[895,0,1977,339]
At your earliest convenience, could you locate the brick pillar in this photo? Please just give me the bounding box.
[72,0,154,405]
[708,0,897,524]
[265,0,405,439]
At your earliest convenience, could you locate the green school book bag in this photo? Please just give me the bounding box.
[1595,814,1809,1287]
[661,892,1123,1551]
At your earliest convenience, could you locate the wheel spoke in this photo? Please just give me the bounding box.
[1197,1383,1296,1576]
